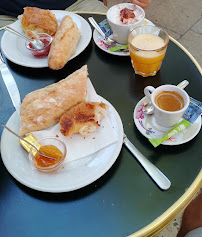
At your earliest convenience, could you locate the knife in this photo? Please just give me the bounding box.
[0,50,21,115]
[123,133,171,190]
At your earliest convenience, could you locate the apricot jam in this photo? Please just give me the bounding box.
[34,145,63,167]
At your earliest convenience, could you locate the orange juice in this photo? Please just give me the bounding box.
[129,31,169,77]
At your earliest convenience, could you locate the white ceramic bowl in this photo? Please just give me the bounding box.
[107,3,145,44]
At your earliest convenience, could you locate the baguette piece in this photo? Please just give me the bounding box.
[21,7,58,36]
[19,65,88,136]
[60,102,107,137]
[48,15,81,70]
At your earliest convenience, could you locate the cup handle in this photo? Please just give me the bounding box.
[144,86,155,100]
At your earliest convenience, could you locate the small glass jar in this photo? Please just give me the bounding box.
[25,33,52,57]
[29,137,67,173]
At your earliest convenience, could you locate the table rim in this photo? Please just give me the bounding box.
[0,11,201,237]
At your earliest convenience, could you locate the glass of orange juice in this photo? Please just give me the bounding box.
[128,26,169,77]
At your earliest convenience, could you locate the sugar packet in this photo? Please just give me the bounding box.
[98,19,113,37]
[149,97,202,147]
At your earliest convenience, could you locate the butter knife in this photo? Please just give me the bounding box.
[123,133,171,190]
[0,51,21,115]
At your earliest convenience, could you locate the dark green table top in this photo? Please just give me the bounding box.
[0,13,201,237]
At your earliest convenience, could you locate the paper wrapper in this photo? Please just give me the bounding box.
[149,119,191,147]
[26,78,119,163]
[149,97,201,147]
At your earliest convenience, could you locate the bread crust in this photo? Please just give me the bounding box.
[21,7,58,36]
[19,65,88,136]
[48,15,81,70]
[60,102,107,137]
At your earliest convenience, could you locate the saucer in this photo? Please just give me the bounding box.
[93,18,154,56]
[133,97,201,145]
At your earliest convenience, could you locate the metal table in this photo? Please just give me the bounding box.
[0,13,201,237]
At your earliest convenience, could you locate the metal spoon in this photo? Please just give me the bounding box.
[88,17,116,46]
[143,80,189,115]
[5,26,44,50]
[2,124,56,160]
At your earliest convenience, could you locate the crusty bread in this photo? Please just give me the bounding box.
[21,7,58,36]
[19,65,88,136]
[60,102,107,137]
[48,15,81,70]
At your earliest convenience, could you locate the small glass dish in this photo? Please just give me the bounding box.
[25,33,52,57]
[29,137,67,173]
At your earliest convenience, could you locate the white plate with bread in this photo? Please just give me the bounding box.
[1,10,92,68]
[1,97,123,193]
[1,65,124,193]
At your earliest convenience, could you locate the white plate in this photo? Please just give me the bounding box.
[1,97,123,193]
[93,18,154,56]
[1,11,92,68]
[134,96,201,145]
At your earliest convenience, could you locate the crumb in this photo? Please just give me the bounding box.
[56,134,59,137]
[70,137,72,139]
[92,137,95,139]
[84,137,85,139]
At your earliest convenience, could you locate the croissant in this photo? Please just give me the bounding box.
[60,102,107,137]
[19,65,88,136]
[21,7,58,36]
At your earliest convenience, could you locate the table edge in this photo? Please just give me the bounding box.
[128,170,202,237]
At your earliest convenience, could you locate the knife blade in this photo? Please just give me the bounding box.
[0,51,21,115]
[123,133,171,190]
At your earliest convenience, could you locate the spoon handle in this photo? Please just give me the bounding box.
[1,124,38,151]
[2,124,57,160]
[123,134,171,190]
[88,17,106,38]
[177,80,189,89]
[5,26,44,49]
[5,26,30,41]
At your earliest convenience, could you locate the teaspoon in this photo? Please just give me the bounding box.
[5,26,44,50]
[2,124,56,160]
[88,17,116,46]
[143,80,189,115]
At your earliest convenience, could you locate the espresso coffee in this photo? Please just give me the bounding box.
[155,91,184,111]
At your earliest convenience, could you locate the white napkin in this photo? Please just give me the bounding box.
[32,78,119,163]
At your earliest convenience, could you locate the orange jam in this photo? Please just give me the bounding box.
[34,145,63,167]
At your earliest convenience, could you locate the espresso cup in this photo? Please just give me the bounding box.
[144,85,190,127]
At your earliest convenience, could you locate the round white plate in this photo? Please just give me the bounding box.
[133,96,201,145]
[1,97,123,193]
[1,11,92,68]
[93,18,154,56]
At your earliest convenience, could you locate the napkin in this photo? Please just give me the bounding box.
[32,78,119,163]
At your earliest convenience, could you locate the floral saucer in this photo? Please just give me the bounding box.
[133,97,201,145]
[93,19,154,56]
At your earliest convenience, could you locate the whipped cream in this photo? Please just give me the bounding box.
[107,3,144,25]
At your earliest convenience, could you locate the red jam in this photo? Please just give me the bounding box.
[27,37,52,57]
